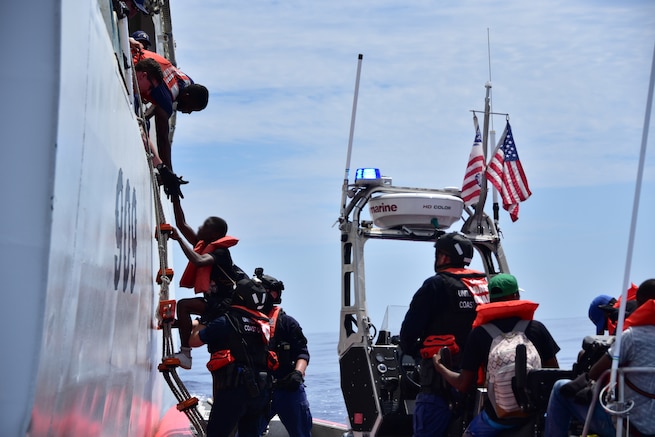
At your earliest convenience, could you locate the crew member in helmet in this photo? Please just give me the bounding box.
[254,269,313,437]
[399,232,489,436]
[433,273,560,436]
[189,278,272,437]
[130,30,151,50]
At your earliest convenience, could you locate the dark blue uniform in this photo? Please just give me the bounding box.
[400,268,487,437]
[260,308,312,437]
[200,308,271,437]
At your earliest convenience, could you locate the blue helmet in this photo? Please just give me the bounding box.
[131,30,151,49]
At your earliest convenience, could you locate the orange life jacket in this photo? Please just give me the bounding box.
[267,306,282,340]
[179,236,239,294]
[265,306,283,370]
[623,299,655,329]
[133,49,193,101]
[440,267,490,304]
[206,305,277,372]
[472,300,539,328]
[608,283,639,334]
[230,305,271,343]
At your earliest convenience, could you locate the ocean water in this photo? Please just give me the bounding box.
[179,316,591,425]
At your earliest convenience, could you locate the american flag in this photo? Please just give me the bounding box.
[460,116,485,207]
[485,121,531,222]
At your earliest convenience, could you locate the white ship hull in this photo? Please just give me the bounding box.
[1,1,174,435]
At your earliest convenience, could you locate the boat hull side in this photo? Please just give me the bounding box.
[33,1,170,436]
[0,1,60,435]
[1,1,173,435]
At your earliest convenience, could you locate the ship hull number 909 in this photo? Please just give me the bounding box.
[114,169,137,293]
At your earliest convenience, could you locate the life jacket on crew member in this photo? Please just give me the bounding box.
[266,305,309,377]
[208,280,273,395]
[425,267,490,351]
[426,232,490,349]
[416,232,489,394]
[133,49,193,101]
[179,236,239,294]
[418,267,489,395]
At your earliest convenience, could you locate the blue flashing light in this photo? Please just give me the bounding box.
[355,168,381,182]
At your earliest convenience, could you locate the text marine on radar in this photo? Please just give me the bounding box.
[370,203,398,213]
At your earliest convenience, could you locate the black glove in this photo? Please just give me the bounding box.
[561,373,594,405]
[157,164,188,199]
[276,370,304,391]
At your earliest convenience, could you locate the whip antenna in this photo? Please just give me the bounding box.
[487,28,500,223]
[340,54,364,219]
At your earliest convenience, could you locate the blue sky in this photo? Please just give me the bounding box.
[164,0,655,335]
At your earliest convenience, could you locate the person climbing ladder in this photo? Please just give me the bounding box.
[168,195,246,369]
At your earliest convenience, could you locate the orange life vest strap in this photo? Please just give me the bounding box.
[440,267,489,304]
[231,305,272,343]
[268,306,282,340]
[267,351,279,371]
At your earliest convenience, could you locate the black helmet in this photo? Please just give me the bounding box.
[434,232,473,266]
[233,278,269,312]
[253,268,285,305]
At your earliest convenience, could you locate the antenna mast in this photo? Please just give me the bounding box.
[486,28,501,224]
[339,54,364,220]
